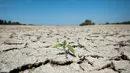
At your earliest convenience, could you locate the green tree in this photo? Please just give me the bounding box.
[4,20,7,24]
[8,21,12,24]
[105,22,110,24]
[12,21,20,25]
[80,19,95,26]
[15,21,20,24]
[0,19,4,24]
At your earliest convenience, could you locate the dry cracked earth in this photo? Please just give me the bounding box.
[0,25,130,73]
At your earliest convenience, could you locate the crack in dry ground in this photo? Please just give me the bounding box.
[77,56,94,66]
[3,42,24,45]
[9,56,94,73]
[1,48,19,52]
[0,43,28,53]
[9,59,73,73]
[86,55,104,59]
[9,59,49,73]
[96,62,125,73]
[108,52,130,61]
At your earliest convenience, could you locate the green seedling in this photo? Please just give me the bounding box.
[52,40,75,58]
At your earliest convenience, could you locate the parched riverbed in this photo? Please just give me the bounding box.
[0,25,130,73]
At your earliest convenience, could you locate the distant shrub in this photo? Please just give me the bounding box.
[80,19,95,26]
[105,22,109,24]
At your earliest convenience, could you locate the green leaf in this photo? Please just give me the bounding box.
[63,40,67,46]
[67,44,75,55]
[52,44,63,48]
[63,40,67,48]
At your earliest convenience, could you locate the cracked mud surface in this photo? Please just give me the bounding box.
[0,25,130,73]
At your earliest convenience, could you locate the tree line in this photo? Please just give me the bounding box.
[0,19,130,26]
[0,19,22,25]
[105,21,130,24]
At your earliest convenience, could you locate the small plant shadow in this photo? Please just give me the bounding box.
[56,51,76,57]
[56,52,65,55]
[68,51,76,57]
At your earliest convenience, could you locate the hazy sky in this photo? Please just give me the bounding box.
[0,0,130,25]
